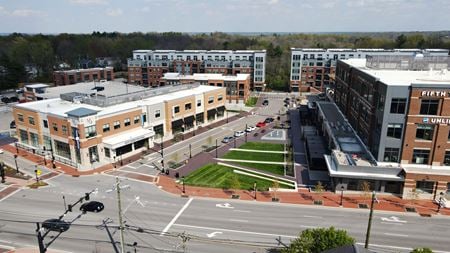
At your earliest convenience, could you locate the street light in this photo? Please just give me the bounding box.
[245,124,248,143]
[189,144,192,159]
[437,192,445,213]
[364,191,377,249]
[14,154,19,174]
[340,185,344,207]
[253,181,257,200]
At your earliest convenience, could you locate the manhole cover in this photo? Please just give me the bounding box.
[405,207,416,213]
[358,203,368,209]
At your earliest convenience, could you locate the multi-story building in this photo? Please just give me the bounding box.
[127,50,266,91]
[290,48,449,93]
[161,73,251,103]
[53,67,114,86]
[13,83,226,170]
[332,54,450,199]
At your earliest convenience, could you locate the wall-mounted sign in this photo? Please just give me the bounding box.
[421,91,450,97]
[423,117,450,125]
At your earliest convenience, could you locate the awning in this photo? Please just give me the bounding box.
[103,128,154,150]
[184,115,195,124]
[207,109,217,116]
[216,106,226,112]
[172,119,183,128]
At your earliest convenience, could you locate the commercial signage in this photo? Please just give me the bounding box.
[422,117,450,125]
[421,91,450,97]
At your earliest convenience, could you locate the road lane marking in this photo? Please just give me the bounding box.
[380,216,407,223]
[300,225,317,229]
[380,222,404,226]
[160,198,193,236]
[206,231,223,238]
[216,203,234,209]
[173,224,296,238]
[229,219,248,223]
[383,232,408,237]
[233,210,251,213]
[302,215,322,219]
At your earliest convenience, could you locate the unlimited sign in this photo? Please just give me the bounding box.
[423,118,450,124]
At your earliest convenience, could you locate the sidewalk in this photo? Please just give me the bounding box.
[157,175,450,217]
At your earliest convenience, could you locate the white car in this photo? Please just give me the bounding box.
[234,131,245,137]
[245,125,256,132]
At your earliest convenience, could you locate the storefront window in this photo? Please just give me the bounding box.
[416,181,434,194]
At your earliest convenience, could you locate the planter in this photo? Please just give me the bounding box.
[358,203,369,209]
[405,207,416,213]
[313,200,323,205]
[231,194,240,199]
[272,197,280,202]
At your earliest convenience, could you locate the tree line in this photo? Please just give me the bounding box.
[1,31,449,91]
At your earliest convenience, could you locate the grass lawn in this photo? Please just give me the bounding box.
[223,150,284,162]
[236,162,285,175]
[184,163,293,191]
[245,97,258,107]
[239,142,284,152]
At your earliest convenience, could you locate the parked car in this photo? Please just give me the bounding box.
[10,120,16,129]
[264,117,274,123]
[222,136,234,143]
[42,219,70,233]
[256,121,266,128]
[80,201,104,213]
[234,131,245,137]
[245,125,256,132]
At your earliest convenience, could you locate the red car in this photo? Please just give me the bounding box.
[256,121,266,128]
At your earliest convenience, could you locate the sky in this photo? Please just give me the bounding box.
[0,0,449,34]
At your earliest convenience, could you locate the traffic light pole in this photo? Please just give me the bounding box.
[116,177,125,253]
[365,191,376,249]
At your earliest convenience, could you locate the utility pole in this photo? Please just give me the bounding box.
[116,177,125,253]
[215,139,218,158]
[365,191,376,249]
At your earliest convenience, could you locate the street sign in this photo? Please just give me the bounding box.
[36,169,42,176]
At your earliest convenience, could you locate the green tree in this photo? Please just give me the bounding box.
[282,227,355,253]
[314,181,325,193]
[411,248,433,253]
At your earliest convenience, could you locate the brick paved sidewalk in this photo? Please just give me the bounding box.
[157,175,450,216]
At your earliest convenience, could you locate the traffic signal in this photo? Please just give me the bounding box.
[14,154,17,159]
[85,193,90,201]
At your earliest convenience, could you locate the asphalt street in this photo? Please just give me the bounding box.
[1,94,449,252]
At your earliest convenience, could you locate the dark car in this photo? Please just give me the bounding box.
[262,99,269,106]
[264,117,274,123]
[10,120,16,129]
[80,201,104,213]
[42,219,70,233]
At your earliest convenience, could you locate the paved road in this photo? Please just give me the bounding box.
[0,156,450,252]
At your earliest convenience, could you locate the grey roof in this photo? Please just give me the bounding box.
[66,107,98,118]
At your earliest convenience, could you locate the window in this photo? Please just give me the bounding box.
[412,149,430,164]
[142,114,147,123]
[28,116,35,125]
[420,99,439,115]
[105,147,111,158]
[174,106,180,114]
[387,123,403,139]
[114,121,120,129]
[85,125,96,138]
[30,132,39,147]
[134,116,140,124]
[384,148,400,162]
[218,95,223,101]
[52,123,58,132]
[444,151,450,166]
[390,98,407,114]
[155,110,161,118]
[103,123,110,132]
[43,120,48,128]
[416,181,434,194]
[416,124,434,140]
[197,100,202,107]
[124,118,131,127]
[208,96,214,104]
[18,113,24,122]
[185,103,192,110]
[62,125,68,135]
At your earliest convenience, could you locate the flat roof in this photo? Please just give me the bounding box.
[15,84,223,118]
[35,80,148,100]
[54,67,112,73]
[343,58,450,86]
[163,73,250,81]
[133,49,266,54]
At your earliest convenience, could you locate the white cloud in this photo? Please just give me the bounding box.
[8,9,46,17]
[268,0,279,5]
[106,8,123,16]
[69,0,108,5]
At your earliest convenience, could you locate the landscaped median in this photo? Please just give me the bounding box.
[183,163,295,191]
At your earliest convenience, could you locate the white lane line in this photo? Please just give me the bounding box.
[173,224,296,239]
[126,165,137,169]
[300,225,317,229]
[383,232,408,237]
[160,198,193,236]
[232,210,251,213]
[380,222,403,226]
[229,219,248,223]
[302,215,322,219]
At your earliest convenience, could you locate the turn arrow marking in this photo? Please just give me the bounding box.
[215,203,234,209]
[206,231,223,238]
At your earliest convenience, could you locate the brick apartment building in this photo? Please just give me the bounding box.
[13,83,226,170]
[127,50,266,91]
[53,67,114,86]
[290,48,449,93]
[332,54,450,199]
[161,73,251,103]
